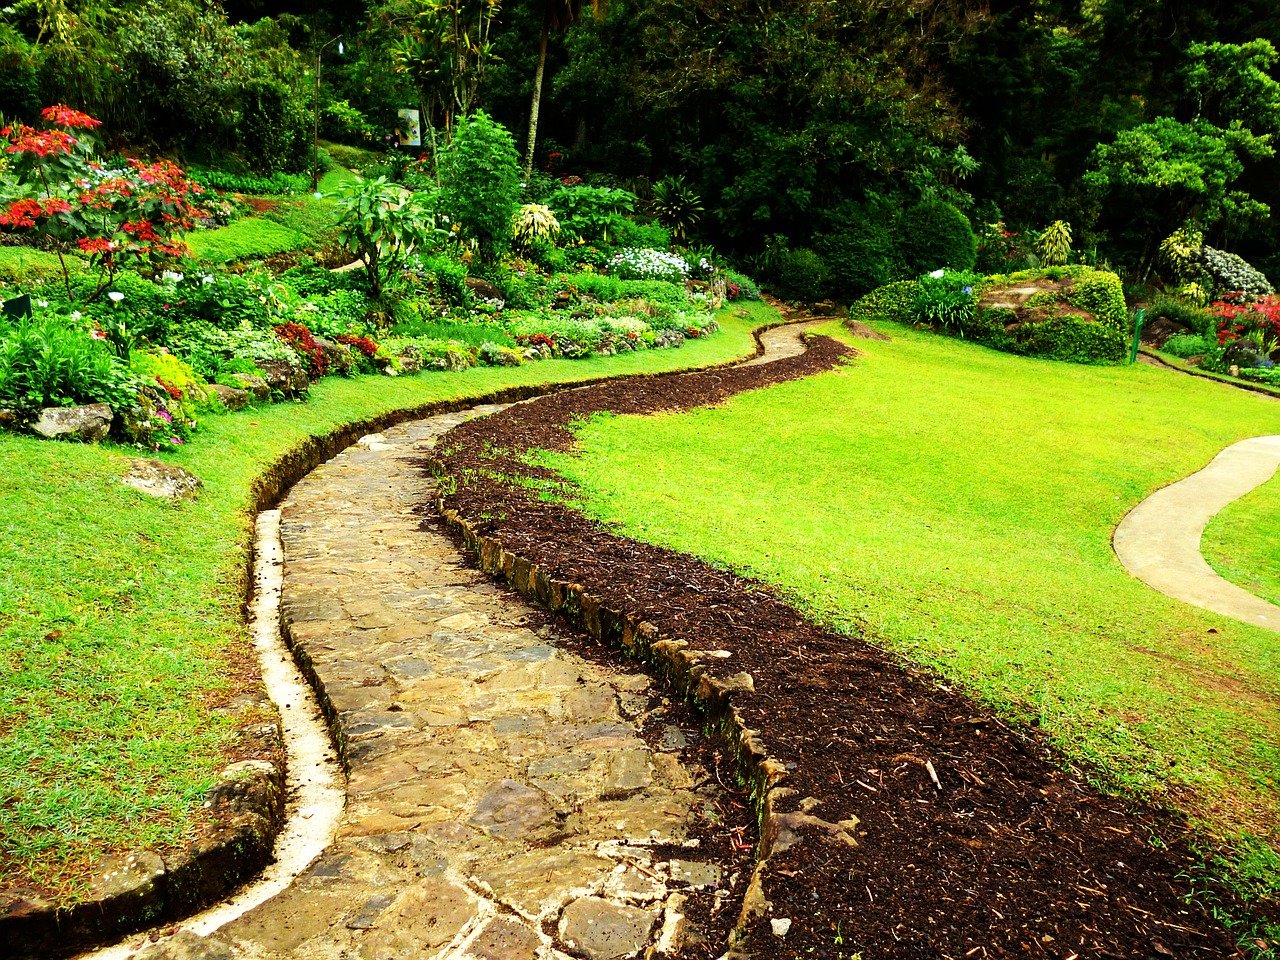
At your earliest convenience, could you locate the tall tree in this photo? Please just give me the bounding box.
[522,0,601,178]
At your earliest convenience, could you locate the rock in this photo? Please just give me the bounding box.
[86,850,167,924]
[345,892,396,930]
[771,918,792,938]
[315,337,355,376]
[465,276,506,305]
[552,289,575,310]
[601,749,652,799]
[810,299,849,318]
[466,916,544,960]
[122,459,203,500]
[468,779,555,839]
[253,358,309,396]
[228,373,270,401]
[1222,338,1262,369]
[558,896,658,960]
[1139,316,1190,349]
[398,344,424,375]
[30,402,112,442]
[132,929,237,960]
[669,860,721,889]
[209,383,250,411]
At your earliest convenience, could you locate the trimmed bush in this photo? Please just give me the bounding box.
[768,247,829,302]
[848,280,920,326]
[898,202,977,275]
[814,213,901,303]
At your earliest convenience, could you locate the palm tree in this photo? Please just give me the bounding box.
[523,0,604,179]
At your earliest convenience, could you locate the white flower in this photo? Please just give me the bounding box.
[313,192,323,200]
[36,299,48,308]
[161,270,184,283]
[201,274,215,285]
[108,291,125,302]
[928,269,946,279]
[70,310,82,321]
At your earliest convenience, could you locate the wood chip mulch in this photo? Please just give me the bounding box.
[425,331,1264,959]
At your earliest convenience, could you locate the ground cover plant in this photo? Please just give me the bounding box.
[0,304,763,900]
[535,318,1280,941]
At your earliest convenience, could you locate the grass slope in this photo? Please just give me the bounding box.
[0,304,762,898]
[549,321,1280,851]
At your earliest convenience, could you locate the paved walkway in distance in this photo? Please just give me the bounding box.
[1114,435,1280,632]
[133,407,734,960]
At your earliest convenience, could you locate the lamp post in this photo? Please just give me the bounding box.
[312,35,344,192]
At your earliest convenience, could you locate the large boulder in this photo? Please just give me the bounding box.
[30,403,113,442]
[209,384,250,411]
[464,276,505,306]
[121,459,202,500]
[315,338,354,377]
[1222,338,1262,370]
[253,359,309,397]
[227,373,270,401]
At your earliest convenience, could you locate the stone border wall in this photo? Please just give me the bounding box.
[0,321,778,959]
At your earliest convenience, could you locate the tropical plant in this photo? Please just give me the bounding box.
[650,175,702,243]
[512,203,560,247]
[0,310,142,413]
[330,177,445,297]
[1159,225,1204,282]
[1036,220,1073,266]
[544,184,636,243]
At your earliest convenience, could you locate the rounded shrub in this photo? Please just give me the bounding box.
[814,216,900,303]
[768,247,829,302]
[898,201,978,275]
[238,79,308,174]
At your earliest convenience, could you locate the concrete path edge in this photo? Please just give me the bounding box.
[1114,435,1280,632]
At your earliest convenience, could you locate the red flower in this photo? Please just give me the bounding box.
[77,237,116,255]
[4,127,77,158]
[41,197,71,216]
[40,105,102,130]
[0,198,43,228]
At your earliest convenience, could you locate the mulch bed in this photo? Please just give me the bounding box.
[426,332,1264,959]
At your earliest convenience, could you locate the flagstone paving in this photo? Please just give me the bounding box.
[133,406,738,960]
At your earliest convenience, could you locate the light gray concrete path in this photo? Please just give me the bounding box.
[739,319,829,367]
[1113,435,1280,631]
[122,406,735,960]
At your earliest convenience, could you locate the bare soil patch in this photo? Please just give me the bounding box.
[427,333,1264,958]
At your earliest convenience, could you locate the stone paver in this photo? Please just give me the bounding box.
[133,406,730,960]
[1114,434,1280,631]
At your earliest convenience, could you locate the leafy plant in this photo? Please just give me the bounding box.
[187,170,309,195]
[513,203,560,247]
[1162,333,1211,358]
[544,184,636,243]
[330,177,445,298]
[767,245,828,302]
[650,175,703,243]
[437,111,522,261]
[1036,220,1073,266]
[913,270,980,333]
[0,311,142,413]
[1194,247,1275,301]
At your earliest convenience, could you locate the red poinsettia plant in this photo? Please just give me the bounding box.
[0,105,206,302]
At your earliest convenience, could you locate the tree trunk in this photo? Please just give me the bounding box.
[523,22,550,180]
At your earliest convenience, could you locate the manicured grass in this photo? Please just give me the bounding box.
[0,305,761,898]
[1203,469,1280,607]
[0,247,86,285]
[548,320,1280,851]
[185,218,313,264]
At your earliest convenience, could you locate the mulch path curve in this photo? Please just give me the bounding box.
[427,331,1264,959]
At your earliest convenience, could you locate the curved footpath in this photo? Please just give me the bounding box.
[76,325,830,960]
[1114,435,1280,631]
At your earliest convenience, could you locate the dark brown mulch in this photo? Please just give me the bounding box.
[427,333,1264,959]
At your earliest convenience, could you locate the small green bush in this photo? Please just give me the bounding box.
[813,206,901,303]
[1015,316,1127,364]
[438,111,522,260]
[768,247,828,302]
[898,202,978,275]
[0,313,142,413]
[1162,333,1212,358]
[848,280,921,326]
[1144,295,1217,337]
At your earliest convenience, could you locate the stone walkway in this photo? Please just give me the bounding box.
[132,407,735,960]
[1114,434,1280,631]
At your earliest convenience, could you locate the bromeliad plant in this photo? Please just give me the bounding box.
[0,106,205,303]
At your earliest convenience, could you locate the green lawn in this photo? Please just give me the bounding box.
[1204,468,1280,607]
[548,320,1280,853]
[0,303,763,898]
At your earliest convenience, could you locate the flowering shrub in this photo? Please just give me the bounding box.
[0,105,204,302]
[1211,295,1280,354]
[273,322,326,377]
[1195,247,1274,301]
[608,247,691,282]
